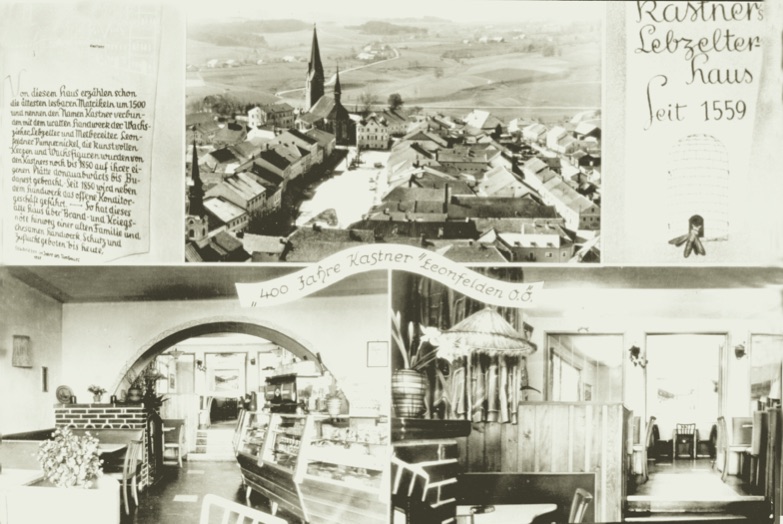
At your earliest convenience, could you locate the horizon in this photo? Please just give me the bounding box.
[187,0,603,26]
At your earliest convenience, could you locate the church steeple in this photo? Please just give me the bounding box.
[189,137,205,217]
[334,65,342,104]
[305,24,325,110]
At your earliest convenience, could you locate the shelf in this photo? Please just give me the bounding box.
[306,447,384,471]
[392,418,471,441]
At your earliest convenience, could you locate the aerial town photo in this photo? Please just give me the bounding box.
[184,1,602,263]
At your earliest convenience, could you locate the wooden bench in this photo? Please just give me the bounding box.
[454,472,597,523]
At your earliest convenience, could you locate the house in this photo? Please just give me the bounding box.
[242,167,285,214]
[205,172,267,218]
[522,123,548,144]
[242,234,287,261]
[305,128,336,159]
[463,110,503,132]
[241,148,295,181]
[203,197,249,234]
[540,176,601,231]
[273,129,321,165]
[477,165,538,198]
[436,146,501,177]
[202,146,245,176]
[380,109,410,136]
[357,114,390,150]
[259,103,295,130]
[479,219,574,262]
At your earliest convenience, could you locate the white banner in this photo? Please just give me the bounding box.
[236,244,543,308]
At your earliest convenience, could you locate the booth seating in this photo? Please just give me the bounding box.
[454,472,596,524]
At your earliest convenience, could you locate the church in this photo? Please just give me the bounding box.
[296,25,356,146]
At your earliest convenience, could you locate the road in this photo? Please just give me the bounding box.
[275,47,400,97]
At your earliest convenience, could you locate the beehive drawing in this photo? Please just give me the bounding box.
[667,134,730,241]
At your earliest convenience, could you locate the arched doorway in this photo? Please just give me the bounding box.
[112,318,326,396]
[112,318,330,462]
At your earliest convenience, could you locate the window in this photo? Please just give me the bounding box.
[551,352,581,401]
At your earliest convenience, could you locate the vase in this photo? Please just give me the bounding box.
[127,386,142,403]
[392,369,428,418]
[92,394,102,403]
[326,396,342,418]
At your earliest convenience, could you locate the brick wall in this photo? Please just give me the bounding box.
[54,403,152,488]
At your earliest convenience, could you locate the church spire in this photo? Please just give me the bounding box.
[189,137,205,217]
[305,24,325,110]
[334,65,342,104]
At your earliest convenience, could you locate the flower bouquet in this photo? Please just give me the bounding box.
[37,427,103,488]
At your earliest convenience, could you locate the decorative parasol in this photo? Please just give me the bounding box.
[437,306,536,358]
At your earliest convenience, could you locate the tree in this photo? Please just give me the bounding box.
[388,93,404,110]
[358,89,379,115]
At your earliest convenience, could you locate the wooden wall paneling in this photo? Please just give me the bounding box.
[572,403,587,473]
[484,422,502,472]
[518,404,536,471]
[535,403,554,471]
[500,421,518,472]
[551,405,571,472]
[467,423,485,471]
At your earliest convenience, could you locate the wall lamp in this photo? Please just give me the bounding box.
[629,345,647,368]
[734,343,746,359]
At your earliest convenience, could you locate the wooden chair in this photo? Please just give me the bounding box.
[672,423,697,459]
[632,416,656,482]
[199,494,286,524]
[568,488,593,523]
[162,418,186,467]
[105,439,143,515]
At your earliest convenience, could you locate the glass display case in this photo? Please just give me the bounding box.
[261,413,312,472]
[297,415,389,494]
[234,410,270,459]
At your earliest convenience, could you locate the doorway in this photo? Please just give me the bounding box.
[646,333,724,464]
[629,334,762,505]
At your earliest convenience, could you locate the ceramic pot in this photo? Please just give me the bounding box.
[127,386,143,403]
[392,369,428,418]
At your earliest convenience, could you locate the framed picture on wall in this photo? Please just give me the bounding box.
[169,372,176,392]
[213,368,241,393]
[367,341,389,367]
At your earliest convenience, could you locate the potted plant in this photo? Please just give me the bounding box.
[87,385,106,403]
[36,427,103,488]
[391,310,440,418]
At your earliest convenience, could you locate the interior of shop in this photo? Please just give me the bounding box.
[0,266,390,524]
[390,267,783,524]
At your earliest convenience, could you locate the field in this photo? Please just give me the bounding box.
[186,18,600,123]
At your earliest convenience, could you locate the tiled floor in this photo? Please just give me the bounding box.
[121,461,301,524]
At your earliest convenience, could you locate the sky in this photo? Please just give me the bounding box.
[187,0,604,25]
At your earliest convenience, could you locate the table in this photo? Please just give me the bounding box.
[456,503,557,524]
[98,443,128,454]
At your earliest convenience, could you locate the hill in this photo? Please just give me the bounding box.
[348,21,427,36]
[189,19,310,47]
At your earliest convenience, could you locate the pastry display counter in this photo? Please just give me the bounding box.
[296,415,389,524]
[233,412,389,523]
